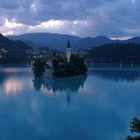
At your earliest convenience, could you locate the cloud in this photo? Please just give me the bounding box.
[0,0,140,38]
[0,18,94,36]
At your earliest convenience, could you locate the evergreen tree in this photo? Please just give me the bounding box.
[32,59,45,78]
[127,117,140,140]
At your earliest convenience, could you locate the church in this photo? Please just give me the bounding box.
[66,40,71,62]
[46,40,87,77]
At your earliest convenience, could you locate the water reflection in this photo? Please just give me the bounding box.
[91,69,140,82]
[4,77,23,95]
[0,68,33,96]
[33,75,87,105]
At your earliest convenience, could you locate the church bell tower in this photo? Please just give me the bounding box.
[66,40,71,62]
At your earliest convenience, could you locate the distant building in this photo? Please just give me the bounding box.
[66,40,71,62]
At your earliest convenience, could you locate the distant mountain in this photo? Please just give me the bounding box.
[87,43,140,64]
[8,33,114,50]
[8,32,140,50]
[74,36,112,49]
[8,33,81,50]
[126,37,140,44]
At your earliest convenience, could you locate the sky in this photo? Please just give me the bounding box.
[0,0,139,39]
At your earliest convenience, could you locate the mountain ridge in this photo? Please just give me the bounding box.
[8,33,81,50]
[7,32,140,50]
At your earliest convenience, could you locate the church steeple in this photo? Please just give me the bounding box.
[67,40,70,48]
[66,40,71,62]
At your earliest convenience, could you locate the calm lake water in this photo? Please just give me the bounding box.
[0,67,140,140]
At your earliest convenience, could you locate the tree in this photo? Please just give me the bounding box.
[52,55,87,77]
[32,59,45,78]
[127,117,140,140]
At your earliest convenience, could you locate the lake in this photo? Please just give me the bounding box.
[0,67,140,140]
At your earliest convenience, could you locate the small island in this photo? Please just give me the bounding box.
[32,41,87,78]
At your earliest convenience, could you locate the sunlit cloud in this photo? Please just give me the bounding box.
[0,18,26,35]
[0,18,94,36]
[111,36,132,40]
[4,18,23,29]
[37,20,64,28]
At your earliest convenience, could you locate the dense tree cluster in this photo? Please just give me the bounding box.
[0,34,33,64]
[127,117,140,140]
[52,55,87,77]
[32,59,46,78]
[87,43,140,64]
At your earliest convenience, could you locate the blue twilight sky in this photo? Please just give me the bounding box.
[0,0,139,39]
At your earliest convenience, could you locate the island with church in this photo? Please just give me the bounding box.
[32,40,87,78]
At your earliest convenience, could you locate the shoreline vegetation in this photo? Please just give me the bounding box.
[127,117,140,140]
[32,55,87,78]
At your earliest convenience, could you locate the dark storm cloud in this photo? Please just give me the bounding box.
[0,0,140,38]
[0,0,32,9]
